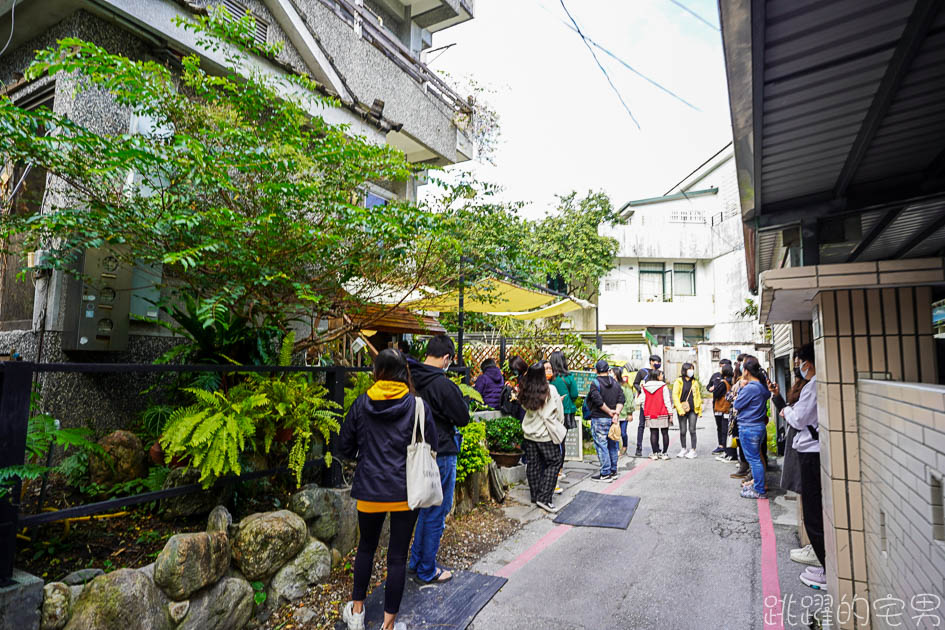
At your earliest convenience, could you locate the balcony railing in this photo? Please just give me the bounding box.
[313,0,472,114]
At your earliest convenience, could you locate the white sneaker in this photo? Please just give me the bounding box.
[378,624,406,630]
[686,449,697,459]
[800,566,827,590]
[676,448,687,458]
[536,500,560,514]
[343,601,365,630]
[790,544,821,567]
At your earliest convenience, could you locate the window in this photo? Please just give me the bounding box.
[648,327,674,347]
[222,0,269,46]
[364,192,387,209]
[711,348,721,361]
[730,350,742,363]
[639,262,666,302]
[674,263,695,296]
[631,350,643,360]
[669,209,705,223]
[604,279,626,293]
[683,328,705,347]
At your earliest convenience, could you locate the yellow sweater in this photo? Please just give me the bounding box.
[672,377,703,416]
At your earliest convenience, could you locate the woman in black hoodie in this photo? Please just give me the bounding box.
[339,349,438,630]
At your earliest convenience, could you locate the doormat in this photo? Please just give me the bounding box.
[334,570,506,630]
[552,490,640,529]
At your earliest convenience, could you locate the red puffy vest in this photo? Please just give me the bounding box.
[643,384,669,418]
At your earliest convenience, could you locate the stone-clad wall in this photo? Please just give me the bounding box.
[858,380,945,630]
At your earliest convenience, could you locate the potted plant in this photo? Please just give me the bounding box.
[485,416,525,467]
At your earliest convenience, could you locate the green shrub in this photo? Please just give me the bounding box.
[344,372,374,414]
[456,421,490,484]
[485,416,524,453]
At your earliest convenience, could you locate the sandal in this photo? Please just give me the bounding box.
[413,568,452,585]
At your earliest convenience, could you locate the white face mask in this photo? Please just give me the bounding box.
[686,369,694,378]
[800,362,810,380]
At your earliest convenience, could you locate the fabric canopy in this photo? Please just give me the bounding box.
[400,278,559,313]
[490,297,595,320]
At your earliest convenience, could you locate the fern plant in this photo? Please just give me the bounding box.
[159,385,267,487]
[245,332,341,486]
[344,371,374,414]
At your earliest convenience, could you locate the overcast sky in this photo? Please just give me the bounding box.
[421,0,734,218]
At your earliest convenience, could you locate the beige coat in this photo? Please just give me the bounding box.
[521,387,565,442]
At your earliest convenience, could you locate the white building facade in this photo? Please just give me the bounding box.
[571,145,767,380]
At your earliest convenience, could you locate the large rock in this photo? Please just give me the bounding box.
[65,569,172,630]
[0,568,43,630]
[206,505,232,534]
[159,468,232,520]
[40,582,72,630]
[89,430,147,486]
[153,532,229,600]
[328,489,359,556]
[177,575,253,630]
[231,510,307,581]
[269,538,331,604]
[62,568,103,586]
[288,486,341,541]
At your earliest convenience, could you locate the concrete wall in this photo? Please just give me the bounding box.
[858,380,945,629]
[814,286,938,626]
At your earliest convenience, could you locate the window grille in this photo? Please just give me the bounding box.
[222,0,269,46]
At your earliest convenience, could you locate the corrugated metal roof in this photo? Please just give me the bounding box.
[859,200,945,260]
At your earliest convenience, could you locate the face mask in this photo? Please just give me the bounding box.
[686,369,694,378]
[800,362,810,380]
[793,367,803,380]
[653,362,661,369]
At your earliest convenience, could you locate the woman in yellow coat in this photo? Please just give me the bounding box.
[672,362,703,459]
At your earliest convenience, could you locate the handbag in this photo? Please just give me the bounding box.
[406,397,443,510]
[607,422,622,443]
[543,412,568,445]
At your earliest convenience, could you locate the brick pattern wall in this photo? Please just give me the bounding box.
[858,380,945,629]
[814,287,936,627]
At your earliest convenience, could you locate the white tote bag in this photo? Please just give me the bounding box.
[406,397,443,510]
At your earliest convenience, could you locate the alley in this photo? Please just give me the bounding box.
[470,414,813,630]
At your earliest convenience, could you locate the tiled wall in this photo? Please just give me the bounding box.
[814,287,937,628]
[858,380,945,629]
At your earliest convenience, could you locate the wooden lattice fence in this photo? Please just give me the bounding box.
[463,341,595,378]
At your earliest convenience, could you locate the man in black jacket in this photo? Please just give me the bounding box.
[586,360,625,482]
[631,355,661,457]
[406,335,469,584]
[707,359,732,454]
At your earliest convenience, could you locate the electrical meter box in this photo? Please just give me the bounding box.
[62,249,133,352]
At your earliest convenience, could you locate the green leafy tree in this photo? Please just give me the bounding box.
[0,10,455,350]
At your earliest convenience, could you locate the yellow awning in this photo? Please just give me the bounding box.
[400,278,558,313]
[491,298,594,320]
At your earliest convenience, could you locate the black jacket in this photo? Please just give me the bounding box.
[586,375,626,419]
[632,368,651,394]
[407,357,470,456]
[339,393,437,502]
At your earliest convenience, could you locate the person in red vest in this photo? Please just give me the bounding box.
[641,371,673,460]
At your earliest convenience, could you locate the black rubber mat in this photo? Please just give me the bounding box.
[552,490,640,529]
[335,570,506,629]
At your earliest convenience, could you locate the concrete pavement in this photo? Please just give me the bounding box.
[470,415,819,629]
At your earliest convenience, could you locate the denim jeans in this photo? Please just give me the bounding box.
[409,434,460,581]
[619,420,629,449]
[739,423,767,496]
[591,417,619,476]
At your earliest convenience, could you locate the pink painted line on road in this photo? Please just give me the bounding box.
[757,498,785,630]
[495,441,675,579]
[494,523,572,579]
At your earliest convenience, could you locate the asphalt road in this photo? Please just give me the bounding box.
[470,413,817,630]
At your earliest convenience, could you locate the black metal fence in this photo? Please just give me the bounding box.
[0,359,467,586]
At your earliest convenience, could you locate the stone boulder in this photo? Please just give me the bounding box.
[288,486,341,541]
[89,430,147,486]
[153,532,229,600]
[62,568,104,586]
[269,538,331,604]
[231,510,307,581]
[177,575,253,630]
[40,582,72,630]
[206,505,232,534]
[159,468,232,520]
[65,569,172,630]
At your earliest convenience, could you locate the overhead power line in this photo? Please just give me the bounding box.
[536,0,702,112]
[669,0,721,32]
[558,0,640,129]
